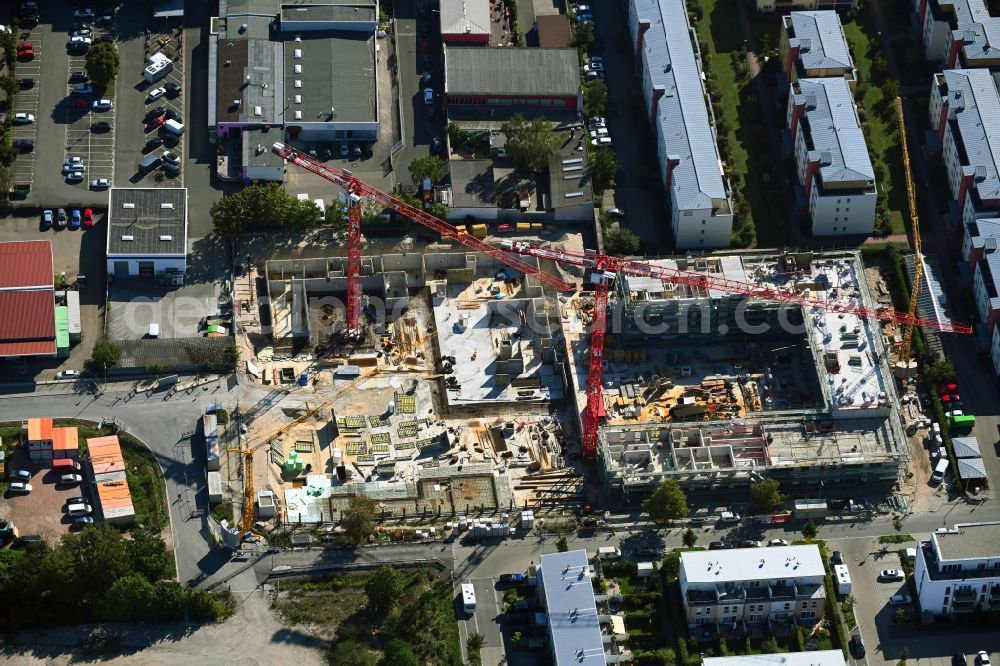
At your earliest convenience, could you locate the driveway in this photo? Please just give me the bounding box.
[457,575,507,666]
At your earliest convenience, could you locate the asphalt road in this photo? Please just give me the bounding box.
[391,1,437,186]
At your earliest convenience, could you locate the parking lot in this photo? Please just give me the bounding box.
[457,576,506,666]
[10,21,45,186]
[1,447,92,543]
[106,281,218,341]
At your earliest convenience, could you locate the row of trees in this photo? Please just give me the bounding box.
[642,478,787,523]
[0,525,233,629]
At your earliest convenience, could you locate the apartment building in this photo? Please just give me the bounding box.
[679,545,827,630]
[627,0,734,249]
[705,653,847,666]
[914,0,1000,67]
[787,77,877,236]
[913,522,1000,618]
[757,0,858,13]
[973,252,1000,334]
[780,11,857,90]
[962,218,1000,266]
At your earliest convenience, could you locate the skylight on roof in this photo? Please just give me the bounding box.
[294,80,302,88]
[294,95,302,103]
[123,203,135,209]
[294,49,302,59]
[294,110,302,119]
[294,64,302,74]
[160,203,174,209]
[121,235,134,241]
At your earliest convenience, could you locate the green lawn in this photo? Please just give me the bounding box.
[841,18,909,235]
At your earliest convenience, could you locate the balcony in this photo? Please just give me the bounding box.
[770,584,795,601]
[687,589,718,606]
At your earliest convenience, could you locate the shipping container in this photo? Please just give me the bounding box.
[470,223,488,239]
[52,458,81,471]
[516,222,531,232]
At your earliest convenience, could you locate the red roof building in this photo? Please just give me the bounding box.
[0,240,56,358]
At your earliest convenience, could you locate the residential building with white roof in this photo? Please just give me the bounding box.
[913,522,1000,618]
[914,0,1000,67]
[537,550,623,665]
[928,70,1000,229]
[787,77,876,236]
[680,545,827,630]
[962,218,1000,266]
[780,11,857,90]
[704,652,847,666]
[627,0,734,250]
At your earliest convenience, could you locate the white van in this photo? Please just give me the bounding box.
[597,546,621,560]
[314,198,326,222]
[163,119,185,136]
[930,457,949,485]
[67,502,93,517]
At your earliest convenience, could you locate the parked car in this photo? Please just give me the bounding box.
[423,88,434,105]
[73,8,94,19]
[145,106,167,122]
[74,516,95,525]
[164,82,182,96]
[68,210,82,230]
[164,108,183,122]
[59,474,83,485]
[954,653,968,666]
[889,594,912,605]
[20,77,34,89]
[56,369,80,378]
[938,383,958,394]
[66,496,88,506]
[41,209,53,229]
[17,42,34,60]
[91,121,112,133]
[739,540,762,548]
[575,12,594,22]
[66,172,84,183]
[92,99,113,111]
[978,653,991,666]
[146,86,167,102]
[161,131,180,148]
[591,136,612,147]
[72,83,93,94]
[163,161,181,177]
[143,137,164,153]
[849,636,865,659]
[8,482,32,493]
[583,62,604,72]
[69,71,88,83]
[90,178,110,190]
[69,98,89,109]
[9,469,31,481]
[71,28,92,37]
[420,39,430,53]
[13,139,34,152]
[56,209,67,229]
[709,541,726,550]
[145,115,165,131]
[95,14,114,26]
[63,156,85,172]
[496,573,525,588]
[879,569,905,581]
[69,36,92,48]
[162,151,180,165]
[13,112,34,124]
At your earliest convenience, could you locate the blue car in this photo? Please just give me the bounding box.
[69,209,81,230]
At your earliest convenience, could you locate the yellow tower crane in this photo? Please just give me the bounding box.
[894,96,922,378]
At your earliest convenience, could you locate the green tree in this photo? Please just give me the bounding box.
[447,121,469,147]
[210,183,312,239]
[894,608,906,625]
[128,529,174,583]
[0,75,18,102]
[682,528,698,548]
[326,202,348,229]
[330,640,377,666]
[556,536,570,552]
[871,54,889,84]
[500,114,560,173]
[584,79,608,118]
[365,566,402,616]
[590,147,618,195]
[0,30,17,64]
[89,338,121,371]
[382,638,418,666]
[574,21,596,52]
[85,42,121,88]
[467,632,486,652]
[881,80,900,105]
[341,494,377,543]
[642,479,689,524]
[604,227,641,256]
[750,479,786,514]
[408,155,447,188]
[923,358,955,386]
[661,551,681,582]
[802,519,818,540]
[101,574,157,622]
[0,142,16,168]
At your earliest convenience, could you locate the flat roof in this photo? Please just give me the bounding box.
[705,652,847,666]
[0,240,54,290]
[280,0,377,24]
[937,69,1000,202]
[444,47,580,97]
[787,12,854,73]
[681,545,825,583]
[283,30,376,122]
[28,418,53,442]
[549,142,594,207]
[224,0,281,16]
[243,128,287,167]
[537,14,572,47]
[539,550,606,666]
[635,0,729,211]
[449,159,497,207]
[952,436,982,458]
[440,0,490,36]
[796,78,875,186]
[106,188,188,257]
[934,522,1000,560]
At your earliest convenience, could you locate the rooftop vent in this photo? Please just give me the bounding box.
[293,49,302,59]
[121,235,134,241]
[294,64,302,74]
[123,203,135,209]
[239,23,247,32]
[294,94,302,103]
[159,235,173,241]
[294,80,302,88]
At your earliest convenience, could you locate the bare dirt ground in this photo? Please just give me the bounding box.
[2,570,327,666]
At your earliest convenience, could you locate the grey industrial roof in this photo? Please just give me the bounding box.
[449,159,497,207]
[788,11,853,73]
[940,69,1000,202]
[952,436,982,458]
[704,652,847,666]
[797,77,874,185]
[106,188,188,257]
[934,522,1000,560]
[440,0,490,36]
[223,13,275,39]
[681,545,826,583]
[444,47,580,97]
[243,128,287,167]
[283,30,376,122]
[548,139,594,207]
[280,1,377,25]
[957,457,987,480]
[215,37,285,125]
[223,0,281,17]
[635,0,728,211]
[538,550,606,666]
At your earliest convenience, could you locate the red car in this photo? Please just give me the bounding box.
[938,383,958,394]
[17,42,35,60]
[69,98,89,109]
[145,115,165,132]
[82,208,93,229]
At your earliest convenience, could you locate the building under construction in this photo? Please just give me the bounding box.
[575,249,909,500]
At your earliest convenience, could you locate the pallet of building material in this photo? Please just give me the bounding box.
[340,415,366,430]
[394,393,417,414]
[346,441,368,456]
[394,440,418,450]
[368,414,391,428]
[371,432,392,446]
[398,419,420,430]
[415,437,438,449]
[372,443,390,454]
[397,425,419,438]
[356,454,376,463]
[293,440,314,453]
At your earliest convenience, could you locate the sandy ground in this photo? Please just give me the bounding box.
[1,569,327,666]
